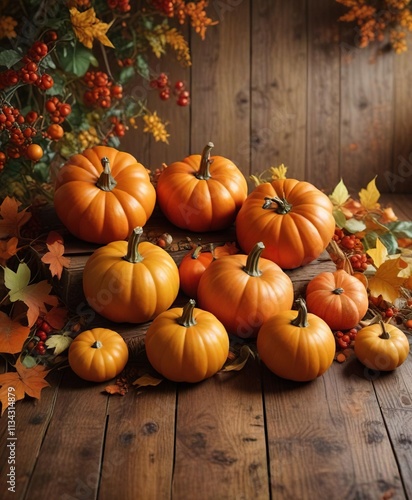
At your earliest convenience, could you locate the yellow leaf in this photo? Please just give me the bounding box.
[329,179,350,207]
[132,374,163,387]
[368,256,408,303]
[221,345,255,372]
[270,164,288,180]
[366,237,388,269]
[358,177,380,210]
[70,7,114,49]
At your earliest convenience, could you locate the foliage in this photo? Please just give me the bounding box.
[0,0,217,204]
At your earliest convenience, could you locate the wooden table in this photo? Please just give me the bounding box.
[1,195,411,500]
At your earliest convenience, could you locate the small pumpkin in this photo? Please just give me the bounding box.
[179,245,214,300]
[257,298,336,382]
[197,242,294,338]
[305,270,369,330]
[156,142,248,232]
[145,299,229,383]
[83,227,180,323]
[54,146,156,244]
[354,320,410,371]
[68,328,129,382]
[235,178,336,269]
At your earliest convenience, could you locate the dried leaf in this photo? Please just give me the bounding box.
[45,334,73,355]
[41,238,71,279]
[0,237,19,266]
[0,196,31,238]
[0,358,50,415]
[367,237,388,269]
[0,312,30,354]
[213,242,239,259]
[368,256,409,303]
[270,163,288,180]
[329,179,350,207]
[132,374,163,387]
[221,345,255,372]
[70,7,114,49]
[358,177,380,211]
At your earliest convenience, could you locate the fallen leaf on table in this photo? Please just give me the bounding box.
[132,374,163,387]
[221,345,255,372]
[0,312,30,354]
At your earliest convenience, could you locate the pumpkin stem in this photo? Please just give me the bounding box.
[196,142,214,180]
[124,227,144,263]
[291,298,309,328]
[243,242,264,277]
[178,299,197,327]
[379,320,391,340]
[96,157,117,192]
[191,245,203,259]
[332,287,344,295]
[263,196,292,215]
[91,340,103,349]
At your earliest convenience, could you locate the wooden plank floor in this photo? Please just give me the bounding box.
[1,194,412,500]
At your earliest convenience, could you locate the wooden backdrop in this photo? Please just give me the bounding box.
[120,0,412,195]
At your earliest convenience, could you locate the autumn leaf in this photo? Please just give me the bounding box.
[45,334,72,355]
[132,374,163,387]
[368,256,408,303]
[359,177,380,211]
[0,358,50,415]
[330,179,350,207]
[367,237,388,269]
[44,305,69,330]
[221,345,255,372]
[0,237,19,266]
[0,196,31,238]
[270,163,288,180]
[70,7,114,49]
[41,235,71,279]
[214,242,239,259]
[0,312,30,354]
[3,262,59,327]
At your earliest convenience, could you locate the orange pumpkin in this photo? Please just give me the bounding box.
[235,178,336,269]
[83,227,179,323]
[305,270,369,330]
[197,242,294,338]
[178,245,214,300]
[156,142,248,232]
[145,299,229,383]
[257,298,336,382]
[54,146,156,244]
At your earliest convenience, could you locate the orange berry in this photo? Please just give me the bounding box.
[26,143,44,161]
[47,124,64,140]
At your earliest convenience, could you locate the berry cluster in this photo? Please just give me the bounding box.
[334,328,358,350]
[108,116,128,138]
[150,73,190,106]
[333,228,371,272]
[107,0,131,12]
[26,318,55,356]
[83,71,123,109]
[45,97,72,124]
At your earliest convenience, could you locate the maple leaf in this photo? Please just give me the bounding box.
[0,358,50,415]
[368,256,408,303]
[367,237,388,269]
[0,237,19,266]
[41,235,71,280]
[214,242,239,259]
[3,262,59,327]
[359,177,380,211]
[44,305,69,330]
[0,196,31,238]
[70,7,114,49]
[45,334,72,355]
[0,312,30,354]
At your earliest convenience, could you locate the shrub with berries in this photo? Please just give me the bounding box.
[0,0,216,205]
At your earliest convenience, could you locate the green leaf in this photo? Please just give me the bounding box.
[21,355,38,369]
[136,54,150,79]
[119,66,136,85]
[333,209,347,229]
[387,220,412,239]
[3,263,31,302]
[362,231,399,255]
[0,49,22,69]
[344,218,366,234]
[56,42,94,77]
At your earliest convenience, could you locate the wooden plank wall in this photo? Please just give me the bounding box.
[120,0,412,194]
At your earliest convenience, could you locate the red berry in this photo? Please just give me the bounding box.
[37,330,48,341]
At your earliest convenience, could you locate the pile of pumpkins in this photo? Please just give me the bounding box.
[54,144,410,384]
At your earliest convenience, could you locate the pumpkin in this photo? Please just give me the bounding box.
[156,142,248,232]
[54,146,156,244]
[83,227,180,323]
[235,178,336,269]
[257,298,336,382]
[305,270,369,330]
[354,320,410,371]
[197,242,294,338]
[145,299,229,383]
[179,245,214,300]
[68,328,129,382]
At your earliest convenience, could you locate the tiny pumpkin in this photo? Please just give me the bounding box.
[305,270,369,330]
[156,142,248,232]
[83,226,180,323]
[235,178,336,269]
[68,328,129,382]
[257,298,336,382]
[354,320,410,371]
[54,146,156,244]
[145,299,229,383]
[178,245,214,300]
[197,242,294,338]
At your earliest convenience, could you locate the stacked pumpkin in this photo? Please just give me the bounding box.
[54,144,409,384]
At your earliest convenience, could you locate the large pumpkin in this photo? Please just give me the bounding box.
[54,146,156,244]
[257,298,336,382]
[354,320,410,371]
[145,299,229,383]
[305,270,369,330]
[156,142,248,232]
[83,227,179,323]
[235,178,336,269]
[197,242,294,338]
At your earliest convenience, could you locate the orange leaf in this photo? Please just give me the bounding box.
[0,312,30,354]
[46,230,64,246]
[0,358,50,415]
[213,242,239,259]
[21,281,59,328]
[44,306,69,330]
[0,196,31,238]
[41,239,71,279]
[0,237,19,266]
